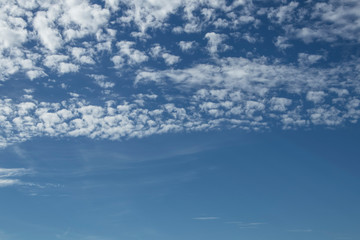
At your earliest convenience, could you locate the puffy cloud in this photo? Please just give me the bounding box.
[33,10,63,52]
[118,0,183,33]
[150,44,180,65]
[61,0,110,41]
[270,98,292,112]
[274,36,292,50]
[58,62,79,74]
[269,0,360,43]
[298,53,324,66]
[112,41,148,68]
[178,41,197,52]
[204,32,231,55]
[267,1,299,24]
[89,74,115,89]
[71,47,95,65]
[0,0,359,148]
[306,91,326,104]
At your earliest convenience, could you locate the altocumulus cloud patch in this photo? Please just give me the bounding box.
[0,0,360,148]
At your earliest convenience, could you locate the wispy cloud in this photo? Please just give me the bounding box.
[226,221,266,229]
[0,168,34,187]
[193,217,220,220]
[0,167,55,191]
[287,229,313,233]
[0,178,22,187]
[0,168,32,178]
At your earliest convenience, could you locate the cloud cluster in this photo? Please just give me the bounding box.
[1,56,360,147]
[0,0,359,147]
[267,0,360,44]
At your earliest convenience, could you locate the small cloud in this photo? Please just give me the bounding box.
[0,179,22,187]
[0,167,34,188]
[288,229,313,233]
[88,74,115,89]
[204,32,231,55]
[178,41,197,52]
[150,44,180,65]
[226,221,266,229]
[0,168,32,178]
[193,217,219,220]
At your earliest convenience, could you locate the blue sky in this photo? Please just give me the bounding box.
[0,0,360,239]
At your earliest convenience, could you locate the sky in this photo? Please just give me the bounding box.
[0,0,359,239]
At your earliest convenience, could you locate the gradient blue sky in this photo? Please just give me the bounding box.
[0,0,360,239]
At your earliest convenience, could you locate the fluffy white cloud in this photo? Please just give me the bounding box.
[61,0,110,41]
[306,91,326,104]
[298,53,323,66]
[33,11,63,52]
[269,0,360,43]
[58,62,79,74]
[112,41,148,68]
[0,0,358,148]
[204,32,231,55]
[178,41,197,52]
[89,74,115,88]
[268,1,299,24]
[150,44,180,65]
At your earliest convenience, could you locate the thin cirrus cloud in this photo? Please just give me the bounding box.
[192,217,220,220]
[226,221,266,229]
[0,168,32,187]
[287,229,313,233]
[0,0,359,148]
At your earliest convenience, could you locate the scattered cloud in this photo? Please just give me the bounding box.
[178,41,197,52]
[0,168,33,187]
[226,221,266,229]
[193,217,219,220]
[204,32,231,55]
[0,0,358,148]
[288,229,313,233]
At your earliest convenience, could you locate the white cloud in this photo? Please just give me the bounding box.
[118,0,183,33]
[193,217,219,220]
[270,97,292,112]
[0,167,34,188]
[298,53,323,66]
[0,16,28,49]
[204,32,231,55]
[274,36,292,50]
[306,91,326,104]
[227,221,266,229]
[269,0,360,44]
[58,62,79,74]
[26,70,46,80]
[61,0,110,41]
[0,179,21,187]
[150,44,180,65]
[33,11,63,52]
[162,53,180,65]
[0,57,358,148]
[71,47,95,65]
[268,1,299,24]
[288,229,313,232]
[89,74,115,89]
[43,54,69,69]
[112,41,148,68]
[0,168,31,178]
[178,41,197,52]
[0,0,358,148]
